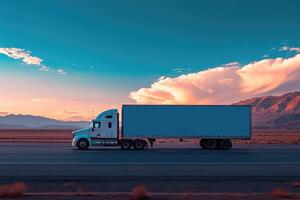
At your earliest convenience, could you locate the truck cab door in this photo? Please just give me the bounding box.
[91,122,102,138]
[101,115,118,139]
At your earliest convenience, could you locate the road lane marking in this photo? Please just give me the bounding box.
[0,162,300,165]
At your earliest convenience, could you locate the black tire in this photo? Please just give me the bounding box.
[77,138,89,150]
[133,139,146,150]
[219,139,232,150]
[121,139,132,150]
[199,139,206,148]
[204,139,218,150]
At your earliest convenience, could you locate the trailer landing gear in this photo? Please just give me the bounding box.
[200,139,232,150]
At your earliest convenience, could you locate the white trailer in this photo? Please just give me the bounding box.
[72,105,251,150]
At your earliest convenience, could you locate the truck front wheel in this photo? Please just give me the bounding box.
[121,139,132,150]
[77,138,89,150]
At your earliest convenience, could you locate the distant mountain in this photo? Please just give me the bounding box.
[234,91,300,129]
[1,91,299,130]
[0,114,90,129]
[0,123,29,129]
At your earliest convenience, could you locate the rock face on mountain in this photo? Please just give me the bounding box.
[234,91,300,129]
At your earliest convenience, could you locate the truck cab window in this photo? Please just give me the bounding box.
[93,122,101,128]
[108,122,112,128]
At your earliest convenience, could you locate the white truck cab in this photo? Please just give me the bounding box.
[72,109,119,149]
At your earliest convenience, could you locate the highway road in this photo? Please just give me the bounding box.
[0,143,300,178]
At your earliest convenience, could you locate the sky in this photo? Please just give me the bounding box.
[0,0,300,121]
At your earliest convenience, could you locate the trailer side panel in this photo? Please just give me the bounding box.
[122,105,251,139]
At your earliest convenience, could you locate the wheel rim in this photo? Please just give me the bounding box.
[79,141,86,148]
[207,140,217,149]
[123,142,130,149]
[136,142,143,149]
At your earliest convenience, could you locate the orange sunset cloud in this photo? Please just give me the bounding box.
[130,54,300,104]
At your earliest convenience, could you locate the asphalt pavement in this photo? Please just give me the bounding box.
[0,143,299,178]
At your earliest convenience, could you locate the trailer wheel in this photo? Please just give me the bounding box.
[77,138,89,150]
[121,139,132,150]
[219,139,232,150]
[199,139,206,148]
[133,139,146,150]
[204,139,218,150]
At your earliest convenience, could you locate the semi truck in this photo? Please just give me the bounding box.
[72,105,251,150]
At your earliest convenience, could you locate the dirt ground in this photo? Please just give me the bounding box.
[0,129,299,144]
[1,178,300,200]
[12,193,300,200]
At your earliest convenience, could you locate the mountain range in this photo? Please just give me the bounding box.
[0,114,89,129]
[234,91,300,129]
[0,91,299,129]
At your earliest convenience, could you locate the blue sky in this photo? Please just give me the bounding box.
[0,0,300,120]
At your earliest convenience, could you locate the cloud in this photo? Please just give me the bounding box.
[279,46,300,53]
[0,48,42,65]
[61,109,93,121]
[221,62,240,67]
[129,54,300,104]
[39,65,50,72]
[30,98,55,103]
[62,109,80,115]
[0,47,66,75]
[173,67,191,73]
[57,69,66,75]
[67,115,92,121]
[22,56,42,65]
[0,112,9,116]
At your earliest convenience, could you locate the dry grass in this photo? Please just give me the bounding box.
[132,185,149,200]
[0,182,28,198]
[270,187,292,198]
[292,181,300,188]
[234,130,300,144]
[0,129,72,143]
[76,186,93,196]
